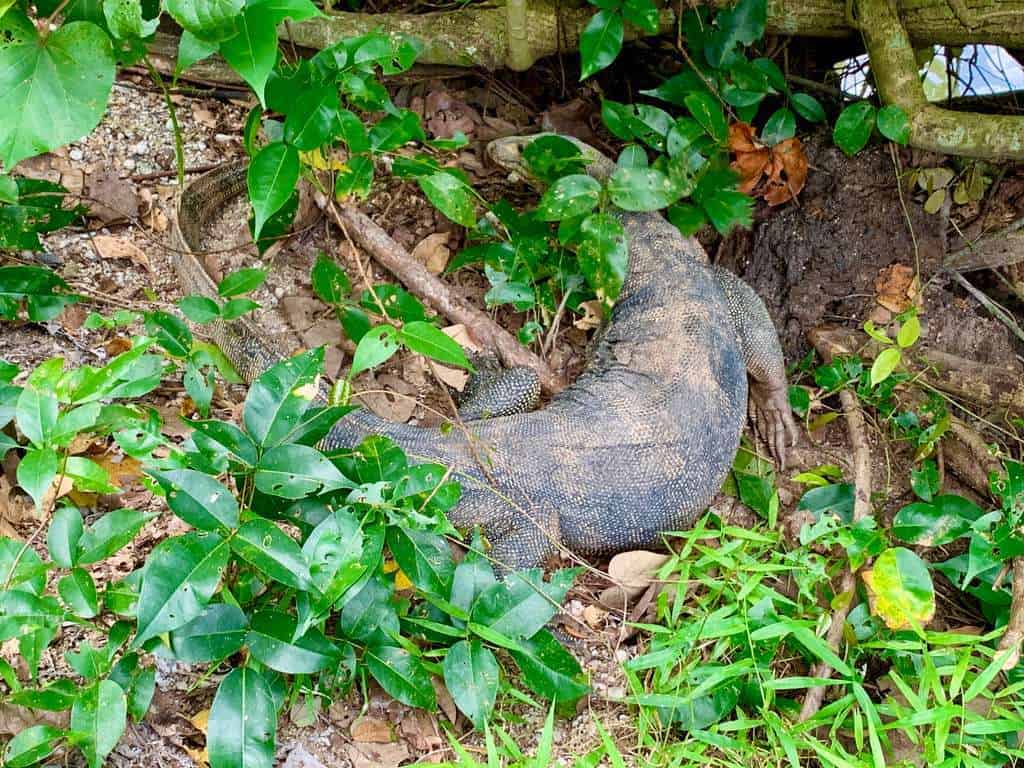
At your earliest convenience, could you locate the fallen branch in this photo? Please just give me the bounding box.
[998,558,1024,669]
[859,0,1024,160]
[800,330,874,722]
[326,202,566,394]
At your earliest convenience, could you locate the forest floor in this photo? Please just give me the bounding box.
[3,48,1024,767]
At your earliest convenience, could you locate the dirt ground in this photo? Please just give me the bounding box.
[3,57,1024,767]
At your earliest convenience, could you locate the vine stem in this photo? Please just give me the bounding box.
[144,57,186,188]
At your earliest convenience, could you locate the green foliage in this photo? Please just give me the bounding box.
[833,101,911,155]
[0,339,585,767]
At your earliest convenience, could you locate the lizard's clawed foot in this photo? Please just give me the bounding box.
[749,382,800,469]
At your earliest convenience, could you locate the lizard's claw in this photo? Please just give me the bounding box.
[749,381,800,469]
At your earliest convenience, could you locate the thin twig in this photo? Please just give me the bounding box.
[800,335,873,722]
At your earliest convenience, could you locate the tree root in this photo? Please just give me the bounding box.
[800,331,874,722]
[859,0,1024,160]
[326,202,566,394]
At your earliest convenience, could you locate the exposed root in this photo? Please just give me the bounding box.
[325,202,566,395]
[800,332,874,722]
[998,558,1024,669]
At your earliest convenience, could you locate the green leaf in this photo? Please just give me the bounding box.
[58,567,98,618]
[103,0,158,40]
[418,172,477,227]
[219,6,277,103]
[78,508,155,564]
[387,526,454,598]
[243,347,323,447]
[15,387,57,446]
[833,102,876,156]
[65,456,117,494]
[701,188,753,235]
[169,603,248,662]
[443,639,499,729]
[70,679,126,768]
[450,532,496,616]
[870,346,901,387]
[910,460,939,502]
[217,267,267,297]
[338,573,398,642]
[0,265,78,320]
[579,10,624,80]
[166,0,240,41]
[536,174,602,221]
[667,202,707,235]
[607,167,677,211]
[761,107,796,145]
[365,643,436,710]
[283,85,339,151]
[134,532,229,647]
[896,313,920,349]
[255,443,354,499]
[311,254,351,305]
[47,506,83,568]
[791,92,826,123]
[522,135,587,183]
[3,725,64,768]
[220,297,261,320]
[349,325,399,377]
[230,518,311,590]
[510,628,588,704]
[0,590,61,641]
[335,154,374,198]
[16,447,58,511]
[470,568,578,639]
[176,30,218,75]
[208,668,276,768]
[9,680,78,711]
[862,547,935,630]
[0,14,115,168]
[148,469,239,531]
[892,494,981,546]
[303,509,366,611]
[876,105,910,145]
[368,109,424,150]
[399,321,472,369]
[578,212,627,304]
[145,311,193,358]
[704,0,766,67]
[684,91,728,143]
[248,142,300,238]
[246,610,342,673]
[177,295,221,324]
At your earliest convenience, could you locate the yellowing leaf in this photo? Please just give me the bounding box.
[862,547,935,630]
[870,347,901,387]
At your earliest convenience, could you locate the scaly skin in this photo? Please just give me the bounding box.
[171,137,798,570]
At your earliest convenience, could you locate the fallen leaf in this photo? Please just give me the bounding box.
[359,374,417,423]
[87,170,140,224]
[351,715,393,743]
[191,104,219,129]
[282,745,328,768]
[541,98,597,142]
[281,296,322,334]
[598,550,671,609]
[400,710,442,752]
[412,232,450,275]
[346,742,411,768]
[104,337,133,357]
[728,123,808,205]
[874,263,918,313]
[582,604,607,628]
[574,300,603,331]
[92,235,151,272]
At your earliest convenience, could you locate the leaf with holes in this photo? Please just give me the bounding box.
[243,348,323,447]
[133,532,229,647]
[148,469,239,531]
[311,253,351,305]
[418,172,476,227]
[578,212,627,305]
[536,174,601,221]
[255,444,354,499]
[78,509,156,565]
[70,679,126,768]
[230,518,312,590]
[607,167,678,211]
[349,325,399,378]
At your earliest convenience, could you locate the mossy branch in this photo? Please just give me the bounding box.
[859,0,1024,160]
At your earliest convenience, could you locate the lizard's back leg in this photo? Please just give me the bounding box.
[711,265,799,466]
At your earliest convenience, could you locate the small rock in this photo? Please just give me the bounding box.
[197,141,208,150]
[614,648,629,663]
[123,158,136,171]
[131,140,149,155]
[214,133,232,144]
[69,148,84,161]
[351,715,394,743]
[607,686,625,700]
[282,745,327,768]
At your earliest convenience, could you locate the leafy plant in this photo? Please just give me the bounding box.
[0,337,587,768]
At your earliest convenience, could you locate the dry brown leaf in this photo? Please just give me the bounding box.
[92,235,151,272]
[104,337,133,357]
[582,604,608,628]
[400,710,442,751]
[346,742,411,768]
[191,104,219,128]
[874,263,918,313]
[93,452,142,489]
[351,715,394,743]
[411,232,450,275]
[574,300,603,331]
[728,123,808,206]
[87,170,140,224]
[281,296,322,334]
[359,374,417,423]
[598,550,671,609]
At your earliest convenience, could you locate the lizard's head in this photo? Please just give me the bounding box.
[486,133,613,187]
